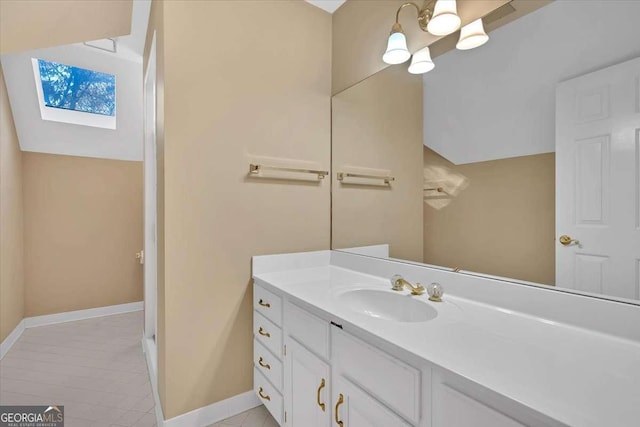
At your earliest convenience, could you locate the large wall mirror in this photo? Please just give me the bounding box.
[331,0,640,304]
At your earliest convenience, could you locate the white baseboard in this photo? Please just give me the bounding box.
[142,336,260,427]
[24,301,143,328]
[0,301,143,360]
[162,390,261,427]
[142,336,165,427]
[0,319,25,359]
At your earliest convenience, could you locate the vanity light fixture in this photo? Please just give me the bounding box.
[456,18,489,50]
[383,0,489,74]
[427,0,461,36]
[408,46,435,74]
[382,23,412,65]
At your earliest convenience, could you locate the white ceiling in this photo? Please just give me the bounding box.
[0,0,149,161]
[1,45,143,161]
[305,0,346,13]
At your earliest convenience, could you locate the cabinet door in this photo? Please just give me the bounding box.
[333,375,411,427]
[284,337,331,427]
[432,381,525,427]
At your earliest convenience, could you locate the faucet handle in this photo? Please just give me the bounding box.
[427,282,443,302]
[390,274,404,291]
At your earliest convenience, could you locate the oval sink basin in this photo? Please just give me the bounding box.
[336,289,437,323]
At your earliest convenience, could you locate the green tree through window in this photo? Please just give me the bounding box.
[37,59,116,116]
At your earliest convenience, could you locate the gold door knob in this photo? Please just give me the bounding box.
[559,235,579,246]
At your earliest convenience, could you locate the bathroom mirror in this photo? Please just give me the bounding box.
[331,0,640,304]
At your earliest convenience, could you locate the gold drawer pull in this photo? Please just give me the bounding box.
[317,378,326,412]
[258,299,271,308]
[258,356,271,370]
[335,393,344,427]
[258,327,270,338]
[258,387,271,401]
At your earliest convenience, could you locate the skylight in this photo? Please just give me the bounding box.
[31,58,116,129]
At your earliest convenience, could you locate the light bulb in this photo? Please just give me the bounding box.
[456,18,489,50]
[383,23,411,65]
[427,0,461,36]
[408,47,435,74]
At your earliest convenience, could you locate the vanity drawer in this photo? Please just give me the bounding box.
[254,311,282,358]
[333,328,421,425]
[254,283,282,326]
[285,301,329,360]
[254,338,283,391]
[254,367,283,425]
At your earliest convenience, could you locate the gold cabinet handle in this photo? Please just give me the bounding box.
[258,387,271,401]
[317,378,326,412]
[559,235,580,246]
[335,393,344,427]
[258,299,271,308]
[258,327,270,338]
[258,356,271,370]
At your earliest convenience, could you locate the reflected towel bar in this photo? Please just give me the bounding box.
[249,164,328,179]
[424,187,446,193]
[337,172,395,184]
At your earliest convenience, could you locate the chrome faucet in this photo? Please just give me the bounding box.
[390,274,425,295]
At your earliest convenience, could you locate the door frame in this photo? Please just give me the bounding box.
[143,31,158,371]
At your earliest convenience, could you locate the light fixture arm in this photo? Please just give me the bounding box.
[394,1,434,32]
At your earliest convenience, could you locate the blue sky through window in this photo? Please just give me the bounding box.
[37,59,116,116]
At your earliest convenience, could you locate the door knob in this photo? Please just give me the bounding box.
[559,235,579,246]
[136,250,144,264]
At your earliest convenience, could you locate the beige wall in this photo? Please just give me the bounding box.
[332,0,509,94]
[423,147,555,285]
[0,69,24,342]
[0,0,132,54]
[332,66,423,262]
[154,0,331,419]
[143,0,167,412]
[23,153,143,316]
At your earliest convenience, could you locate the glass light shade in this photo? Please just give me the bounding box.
[427,0,461,36]
[408,47,435,74]
[383,31,411,65]
[456,19,489,50]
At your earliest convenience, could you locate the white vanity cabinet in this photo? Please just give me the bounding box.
[253,281,562,427]
[253,284,285,424]
[284,337,331,426]
[254,281,427,427]
[333,376,411,427]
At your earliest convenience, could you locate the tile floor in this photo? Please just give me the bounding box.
[208,405,278,427]
[0,311,276,427]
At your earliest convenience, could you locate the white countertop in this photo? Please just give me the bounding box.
[254,264,640,427]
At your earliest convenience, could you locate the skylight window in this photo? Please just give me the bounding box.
[31,58,116,129]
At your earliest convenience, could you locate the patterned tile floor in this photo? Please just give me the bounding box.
[0,311,276,427]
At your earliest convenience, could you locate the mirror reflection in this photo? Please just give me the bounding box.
[331,0,640,303]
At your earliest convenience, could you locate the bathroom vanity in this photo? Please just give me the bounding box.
[252,250,640,427]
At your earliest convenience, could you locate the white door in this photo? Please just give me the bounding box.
[556,56,640,299]
[284,337,331,427]
[143,32,158,362]
[332,376,410,427]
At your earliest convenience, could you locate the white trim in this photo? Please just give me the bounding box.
[0,319,25,359]
[143,332,260,427]
[143,336,165,426]
[162,390,261,427]
[24,301,143,328]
